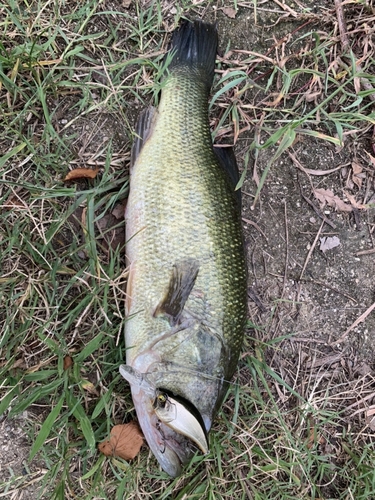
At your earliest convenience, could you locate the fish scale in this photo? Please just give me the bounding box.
[122,20,247,477]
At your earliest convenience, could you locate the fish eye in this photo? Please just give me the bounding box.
[153,390,169,410]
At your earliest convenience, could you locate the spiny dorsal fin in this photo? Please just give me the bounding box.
[130,107,157,169]
[154,259,199,326]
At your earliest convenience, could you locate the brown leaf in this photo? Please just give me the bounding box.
[313,188,352,212]
[351,161,363,189]
[222,7,237,18]
[5,196,28,209]
[354,76,361,95]
[365,151,375,167]
[343,191,367,210]
[122,0,132,7]
[365,408,375,431]
[98,422,143,460]
[63,355,73,370]
[112,200,127,220]
[64,168,99,181]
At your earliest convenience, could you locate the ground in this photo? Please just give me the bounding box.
[1,0,375,499]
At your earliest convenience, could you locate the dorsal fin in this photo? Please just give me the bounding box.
[130,107,157,170]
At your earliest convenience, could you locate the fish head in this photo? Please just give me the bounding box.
[119,364,208,477]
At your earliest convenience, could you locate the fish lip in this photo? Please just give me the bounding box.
[153,390,209,454]
[128,382,185,477]
[120,364,208,476]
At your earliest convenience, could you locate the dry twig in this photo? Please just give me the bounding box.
[331,300,375,346]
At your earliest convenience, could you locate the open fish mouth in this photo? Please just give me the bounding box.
[120,364,209,476]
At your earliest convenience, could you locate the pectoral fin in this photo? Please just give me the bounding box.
[154,259,199,326]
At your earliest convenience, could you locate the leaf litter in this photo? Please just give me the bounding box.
[98,421,144,461]
[313,188,353,213]
[319,235,340,253]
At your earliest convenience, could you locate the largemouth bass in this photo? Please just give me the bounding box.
[120,20,247,477]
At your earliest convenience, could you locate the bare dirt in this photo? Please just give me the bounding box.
[1,0,375,497]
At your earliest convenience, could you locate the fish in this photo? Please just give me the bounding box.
[120,19,247,477]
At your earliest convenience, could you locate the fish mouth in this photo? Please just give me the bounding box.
[120,364,208,477]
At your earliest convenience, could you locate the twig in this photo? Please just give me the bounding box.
[282,201,289,299]
[355,248,375,256]
[330,300,375,346]
[304,353,342,369]
[271,0,297,17]
[242,218,268,241]
[299,278,357,304]
[298,221,324,284]
[334,0,349,52]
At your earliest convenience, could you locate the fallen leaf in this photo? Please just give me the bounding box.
[122,0,132,7]
[81,379,99,396]
[354,76,361,94]
[222,7,237,18]
[320,236,340,253]
[5,195,28,209]
[313,188,352,212]
[98,422,143,460]
[112,200,127,220]
[63,355,73,370]
[351,161,363,189]
[365,408,375,431]
[96,214,113,232]
[64,168,99,181]
[365,151,375,167]
[343,191,367,210]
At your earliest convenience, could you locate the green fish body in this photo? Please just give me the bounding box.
[120,20,247,477]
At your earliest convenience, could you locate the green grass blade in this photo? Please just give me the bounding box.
[29,394,65,461]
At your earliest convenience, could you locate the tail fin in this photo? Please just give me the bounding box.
[168,20,218,89]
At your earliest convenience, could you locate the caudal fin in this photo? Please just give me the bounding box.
[168,20,218,90]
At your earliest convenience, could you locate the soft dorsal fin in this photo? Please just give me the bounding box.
[130,107,157,169]
[213,146,241,207]
[154,259,199,325]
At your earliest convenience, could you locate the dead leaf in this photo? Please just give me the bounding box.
[320,236,340,253]
[112,201,127,220]
[5,196,28,209]
[122,0,132,7]
[343,191,367,210]
[64,168,99,181]
[365,408,375,431]
[222,7,237,18]
[354,76,361,94]
[63,355,73,370]
[98,422,143,460]
[365,151,375,167]
[81,379,99,396]
[313,188,352,212]
[351,161,363,189]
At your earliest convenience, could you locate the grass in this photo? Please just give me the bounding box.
[1,0,375,499]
